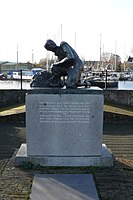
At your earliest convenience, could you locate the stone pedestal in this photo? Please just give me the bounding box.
[15,87,113,166]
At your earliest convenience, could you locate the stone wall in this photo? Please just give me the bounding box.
[0,90,27,108]
[104,90,133,106]
[0,89,133,108]
[104,111,133,123]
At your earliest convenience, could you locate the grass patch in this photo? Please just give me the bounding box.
[0,103,25,112]
[104,102,133,116]
[27,189,31,200]
[0,103,25,115]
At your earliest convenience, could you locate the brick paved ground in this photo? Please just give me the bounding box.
[0,121,33,199]
[98,123,133,200]
[0,120,133,199]
[0,158,32,199]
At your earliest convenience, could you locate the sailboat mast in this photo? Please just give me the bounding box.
[61,24,62,41]
[114,41,117,71]
[32,49,34,63]
[74,32,76,50]
[17,44,18,64]
[99,34,102,72]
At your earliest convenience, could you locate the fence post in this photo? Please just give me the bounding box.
[105,69,107,90]
[20,70,22,90]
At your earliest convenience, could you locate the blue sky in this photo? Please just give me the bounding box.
[0,0,133,63]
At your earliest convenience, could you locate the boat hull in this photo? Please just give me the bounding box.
[89,80,118,89]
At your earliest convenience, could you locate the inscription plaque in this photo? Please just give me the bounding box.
[26,91,103,157]
[39,101,90,123]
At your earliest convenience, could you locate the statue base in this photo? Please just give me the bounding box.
[15,87,113,167]
[15,143,113,166]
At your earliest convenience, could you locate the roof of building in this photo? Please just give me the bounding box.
[2,62,17,66]
[0,61,9,65]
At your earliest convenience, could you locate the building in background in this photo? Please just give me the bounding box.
[0,62,34,74]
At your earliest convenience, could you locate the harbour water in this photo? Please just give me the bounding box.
[0,80,31,89]
[0,80,133,90]
[118,81,133,90]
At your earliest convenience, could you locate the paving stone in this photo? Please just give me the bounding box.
[30,174,99,200]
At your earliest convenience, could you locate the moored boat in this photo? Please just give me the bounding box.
[7,70,33,81]
[89,80,118,89]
